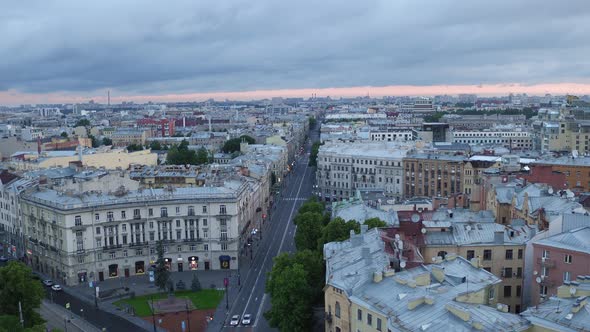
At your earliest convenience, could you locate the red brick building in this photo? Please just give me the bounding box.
[137,118,175,137]
[531,227,590,305]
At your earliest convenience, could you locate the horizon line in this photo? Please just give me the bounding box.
[2,82,590,106]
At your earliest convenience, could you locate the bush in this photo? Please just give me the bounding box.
[176,280,186,290]
[191,274,202,292]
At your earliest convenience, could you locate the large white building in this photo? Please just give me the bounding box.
[452,128,533,149]
[21,179,264,285]
[316,142,414,202]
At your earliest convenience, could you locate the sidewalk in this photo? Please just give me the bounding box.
[39,300,102,332]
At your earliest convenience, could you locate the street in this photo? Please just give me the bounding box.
[215,126,319,331]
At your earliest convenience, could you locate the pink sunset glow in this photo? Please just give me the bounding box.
[2,82,590,105]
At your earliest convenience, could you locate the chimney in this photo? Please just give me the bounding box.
[494,231,504,244]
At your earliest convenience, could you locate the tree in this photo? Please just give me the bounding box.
[154,241,170,292]
[191,274,202,292]
[88,135,99,148]
[297,201,324,215]
[195,147,209,165]
[308,142,321,166]
[270,172,277,186]
[102,137,112,146]
[126,143,143,152]
[319,217,359,249]
[74,118,90,127]
[176,280,186,290]
[221,135,255,153]
[308,116,317,128]
[149,141,162,151]
[292,250,324,303]
[265,263,312,332]
[294,212,324,251]
[0,262,45,328]
[60,132,68,138]
[364,217,387,229]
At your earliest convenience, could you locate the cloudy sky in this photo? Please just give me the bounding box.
[1,0,590,104]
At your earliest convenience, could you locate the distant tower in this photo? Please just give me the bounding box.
[37,136,41,155]
[107,90,111,106]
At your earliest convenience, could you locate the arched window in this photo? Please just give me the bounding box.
[335,301,341,318]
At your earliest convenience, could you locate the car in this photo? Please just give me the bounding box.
[241,314,252,325]
[229,315,240,326]
[51,284,62,291]
[42,280,53,287]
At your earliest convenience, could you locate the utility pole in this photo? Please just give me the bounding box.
[151,297,157,332]
[18,301,24,328]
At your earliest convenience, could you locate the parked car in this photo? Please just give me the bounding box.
[42,280,53,287]
[51,284,62,291]
[229,315,240,326]
[241,314,252,325]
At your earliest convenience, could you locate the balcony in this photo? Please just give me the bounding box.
[76,248,85,254]
[103,244,123,250]
[537,257,555,268]
[129,242,147,247]
[133,215,142,220]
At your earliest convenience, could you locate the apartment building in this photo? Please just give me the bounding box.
[316,142,413,202]
[111,128,149,147]
[403,154,465,199]
[452,128,533,149]
[530,157,590,192]
[21,180,261,286]
[530,227,590,306]
[368,128,417,142]
[0,171,36,258]
[323,227,530,332]
[420,209,528,313]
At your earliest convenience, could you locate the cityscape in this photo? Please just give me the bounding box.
[2,2,590,332]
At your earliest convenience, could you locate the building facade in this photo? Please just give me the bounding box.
[403,154,465,199]
[21,181,258,286]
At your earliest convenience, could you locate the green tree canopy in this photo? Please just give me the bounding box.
[319,217,360,249]
[149,141,162,151]
[292,250,324,303]
[195,147,210,164]
[0,262,45,327]
[60,132,68,138]
[126,143,144,152]
[364,217,387,229]
[297,201,324,215]
[102,137,112,146]
[294,212,324,251]
[154,241,170,292]
[74,118,90,127]
[265,262,312,332]
[88,134,99,148]
[308,142,321,166]
[221,135,255,153]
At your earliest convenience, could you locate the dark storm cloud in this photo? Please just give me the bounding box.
[1,0,589,95]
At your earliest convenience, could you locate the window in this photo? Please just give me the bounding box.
[122,224,127,232]
[121,211,126,219]
[189,245,196,251]
[540,285,548,296]
[175,206,180,215]
[542,250,550,258]
[202,206,207,213]
[565,254,572,264]
[96,227,101,235]
[518,249,523,259]
[503,267,513,278]
[505,249,513,260]
[516,267,522,278]
[504,285,512,298]
[564,271,571,282]
[377,318,382,331]
[135,249,143,256]
[466,250,475,260]
[95,213,100,221]
[483,249,492,260]
[203,229,208,238]
[75,216,82,226]
[97,253,102,260]
[176,220,181,227]
[367,313,372,326]
[221,242,228,251]
[188,206,194,216]
[134,209,141,219]
[123,250,128,257]
[357,309,362,321]
[203,219,208,226]
[203,244,208,251]
[516,285,522,297]
[220,219,227,227]
[149,222,154,229]
[219,205,227,214]
[177,245,182,252]
[515,305,521,313]
[488,287,495,300]
[160,207,168,217]
[149,232,155,241]
[77,256,85,264]
[110,252,116,259]
[148,208,153,217]
[122,235,127,244]
[150,248,155,255]
[107,211,114,222]
[221,230,228,240]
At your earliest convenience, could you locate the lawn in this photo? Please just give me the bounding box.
[114,289,224,317]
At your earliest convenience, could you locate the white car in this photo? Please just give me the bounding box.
[51,284,62,291]
[229,315,240,326]
[241,314,252,325]
[42,280,53,287]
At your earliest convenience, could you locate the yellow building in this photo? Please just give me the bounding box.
[323,226,530,332]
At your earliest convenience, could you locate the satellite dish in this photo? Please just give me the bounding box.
[411,214,420,223]
[533,271,538,275]
[570,287,577,295]
[496,304,503,311]
[432,257,436,262]
[421,228,427,234]
[548,188,554,195]
[536,277,542,284]
[466,225,472,231]
[400,261,407,269]
[573,150,579,159]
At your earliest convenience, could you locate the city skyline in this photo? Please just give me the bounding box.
[2,1,590,105]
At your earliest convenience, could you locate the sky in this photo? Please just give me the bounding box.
[1,0,590,105]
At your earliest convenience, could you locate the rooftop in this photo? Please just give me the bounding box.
[534,227,590,255]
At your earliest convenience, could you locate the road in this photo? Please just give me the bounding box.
[45,286,149,331]
[219,126,319,331]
